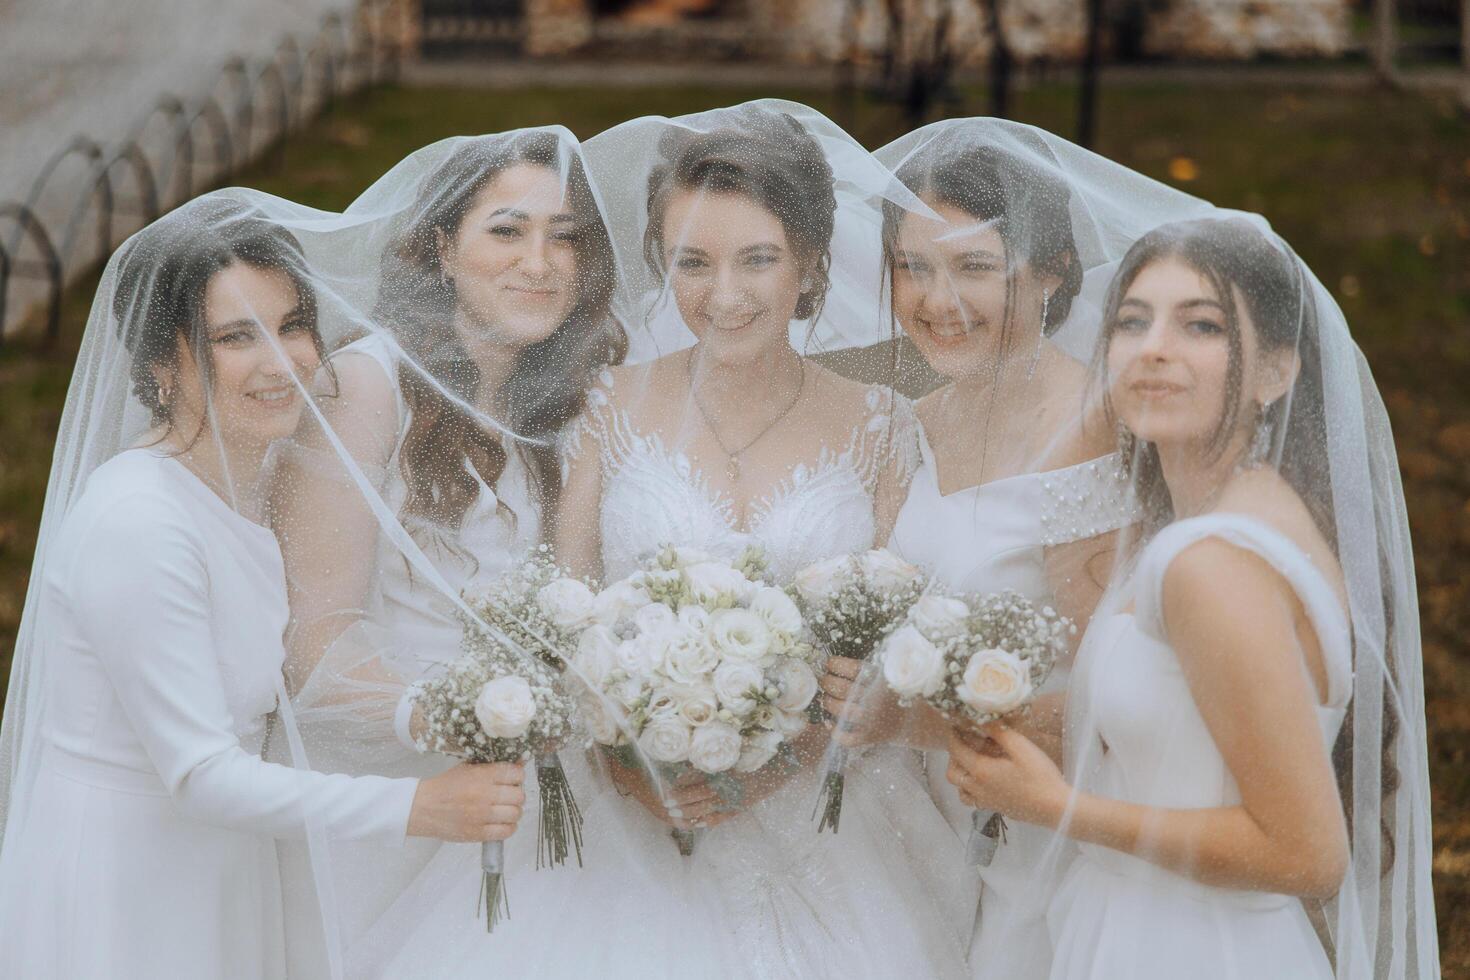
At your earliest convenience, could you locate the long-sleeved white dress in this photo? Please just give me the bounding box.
[0,448,419,979]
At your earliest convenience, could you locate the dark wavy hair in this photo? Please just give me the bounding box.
[113,197,326,441]
[881,135,1084,342]
[643,108,837,323]
[372,133,624,532]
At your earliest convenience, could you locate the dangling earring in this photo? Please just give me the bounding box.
[1115,418,1136,462]
[1026,289,1049,381]
[1246,400,1275,469]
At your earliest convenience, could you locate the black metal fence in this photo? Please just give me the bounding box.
[0,4,405,346]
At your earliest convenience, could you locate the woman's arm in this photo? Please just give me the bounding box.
[947,539,1348,898]
[551,411,606,582]
[75,492,522,845]
[273,353,400,695]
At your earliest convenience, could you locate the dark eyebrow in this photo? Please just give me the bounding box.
[1179,298,1226,312]
[487,208,529,221]
[1118,297,1151,312]
[209,318,258,334]
[956,249,1003,263]
[738,243,783,256]
[667,244,710,257]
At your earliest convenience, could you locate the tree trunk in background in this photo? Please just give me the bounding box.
[978,0,1011,118]
[1077,0,1105,148]
[1372,0,1398,85]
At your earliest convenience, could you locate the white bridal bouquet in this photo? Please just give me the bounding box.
[879,589,1073,865]
[574,545,819,855]
[411,547,592,930]
[791,549,925,833]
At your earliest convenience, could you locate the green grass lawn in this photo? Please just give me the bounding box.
[2,77,1468,968]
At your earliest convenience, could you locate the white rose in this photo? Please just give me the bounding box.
[536,577,597,630]
[610,676,646,710]
[572,625,619,688]
[750,587,802,635]
[772,659,819,713]
[616,637,661,677]
[662,628,721,687]
[687,721,743,774]
[579,692,622,745]
[735,728,783,772]
[793,555,852,604]
[672,685,719,727]
[637,716,692,764]
[712,660,765,715]
[956,649,1033,716]
[593,580,650,626]
[677,604,711,632]
[773,708,809,736]
[634,602,677,636]
[708,608,771,662]
[910,594,969,638]
[474,675,538,739]
[685,562,755,604]
[859,549,923,592]
[881,624,946,699]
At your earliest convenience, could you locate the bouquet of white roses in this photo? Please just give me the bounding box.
[791,549,926,833]
[879,589,1073,865]
[573,545,819,856]
[411,547,592,931]
[459,545,600,871]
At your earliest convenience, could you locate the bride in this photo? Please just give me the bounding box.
[363,102,972,978]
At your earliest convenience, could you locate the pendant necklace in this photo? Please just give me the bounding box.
[688,348,806,483]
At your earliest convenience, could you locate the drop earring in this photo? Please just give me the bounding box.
[1026,289,1050,381]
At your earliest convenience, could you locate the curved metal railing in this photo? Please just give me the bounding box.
[0,2,404,344]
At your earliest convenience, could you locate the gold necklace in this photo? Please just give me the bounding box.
[687,348,806,483]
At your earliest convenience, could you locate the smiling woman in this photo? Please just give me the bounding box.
[0,196,531,980]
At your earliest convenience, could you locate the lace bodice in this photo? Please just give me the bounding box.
[566,366,920,584]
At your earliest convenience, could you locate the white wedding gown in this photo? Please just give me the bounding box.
[280,333,544,976]
[361,367,972,979]
[1049,513,1349,979]
[0,449,418,980]
[887,424,1139,980]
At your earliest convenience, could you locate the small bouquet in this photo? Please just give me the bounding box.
[791,549,925,833]
[878,589,1072,866]
[412,547,592,931]
[573,545,819,856]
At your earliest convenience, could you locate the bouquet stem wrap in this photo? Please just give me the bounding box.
[479,838,508,932]
[813,744,848,834]
[671,827,701,857]
[536,753,584,869]
[967,809,1007,867]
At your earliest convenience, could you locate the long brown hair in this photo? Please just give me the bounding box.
[372,133,623,532]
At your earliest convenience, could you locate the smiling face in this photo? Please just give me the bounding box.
[661,189,805,366]
[167,260,321,454]
[1107,254,1289,455]
[890,199,1050,382]
[440,162,582,349]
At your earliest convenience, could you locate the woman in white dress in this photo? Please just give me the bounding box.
[270,130,623,972]
[821,122,1141,980]
[363,102,971,979]
[945,216,1440,978]
[0,196,527,980]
